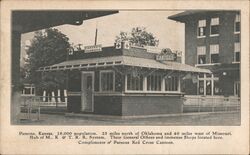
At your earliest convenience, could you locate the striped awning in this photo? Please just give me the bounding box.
[38,56,211,74]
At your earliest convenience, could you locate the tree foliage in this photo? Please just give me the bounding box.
[115,27,159,47]
[25,28,70,94]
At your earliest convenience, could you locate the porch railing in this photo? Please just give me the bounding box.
[183,95,240,112]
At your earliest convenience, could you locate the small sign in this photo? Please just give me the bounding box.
[145,46,161,53]
[155,48,176,61]
[84,44,102,53]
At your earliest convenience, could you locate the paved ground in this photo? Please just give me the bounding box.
[17,111,240,126]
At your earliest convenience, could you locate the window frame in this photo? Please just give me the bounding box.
[99,70,115,92]
[146,74,163,92]
[210,17,220,37]
[234,42,240,63]
[234,81,240,96]
[197,46,206,65]
[234,13,240,34]
[125,73,181,93]
[197,19,206,38]
[21,85,35,96]
[164,76,180,92]
[210,44,220,64]
[197,74,219,96]
[125,73,144,92]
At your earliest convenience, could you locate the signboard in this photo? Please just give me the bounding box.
[155,48,176,61]
[84,44,102,53]
[145,46,162,53]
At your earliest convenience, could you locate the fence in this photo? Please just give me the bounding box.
[183,95,240,113]
[20,96,68,120]
[21,96,67,107]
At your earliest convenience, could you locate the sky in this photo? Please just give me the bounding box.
[21,11,185,64]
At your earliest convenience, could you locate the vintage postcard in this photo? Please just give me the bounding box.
[0,0,249,154]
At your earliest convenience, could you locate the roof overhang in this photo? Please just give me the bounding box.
[12,10,119,33]
[38,56,211,74]
[168,10,240,22]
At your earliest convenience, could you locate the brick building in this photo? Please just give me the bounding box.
[168,11,240,97]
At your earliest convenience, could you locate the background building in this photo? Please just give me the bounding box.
[169,10,240,97]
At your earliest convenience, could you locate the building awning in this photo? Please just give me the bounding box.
[38,56,211,74]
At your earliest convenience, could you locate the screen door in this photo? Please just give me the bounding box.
[81,72,94,112]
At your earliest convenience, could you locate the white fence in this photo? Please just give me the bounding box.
[21,96,67,107]
[183,95,240,112]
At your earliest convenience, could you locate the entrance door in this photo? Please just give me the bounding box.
[81,72,94,112]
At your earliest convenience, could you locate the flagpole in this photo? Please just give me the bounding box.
[94,21,98,45]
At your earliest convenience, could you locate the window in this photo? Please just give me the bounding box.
[206,80,212,95]
[22,85,35,96]
[165,76,179,91]
[234,81,240,97]
[214,80,220,95]
[198,74,219,96]
[147,74,162,91]
[100,71,114,92]
[210,17,219,36]
[235,13,240,33]
[210,44,219,63]
[197,20,206,37]
[127,73,143,91]
[234,42,240,62]
[198,80,204,95]
[197,46,206,64]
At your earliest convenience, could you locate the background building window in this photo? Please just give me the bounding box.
[210,44,219,63]
[234,81,240,97]
[165,76,178,91]
[198,20,206,37]
[197,46,206,64]
[235,13,240,33]
[127,73,143,91]
[234,42,240,62]
[198,80,204,95]
[214,80,220,95]
[22,85,35,96]
[100,71,114,91]
[206,80,212,95]
[147,74,162,91]
[210,17,219,35]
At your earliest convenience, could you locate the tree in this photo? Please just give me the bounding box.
[115,26,159,47]
[25,28,70,95]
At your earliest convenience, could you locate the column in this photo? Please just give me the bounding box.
[64,89,67,104]
[57,89,61,103]
[211,74,214,96]
[51,91,56,103]
[43,90,46,102]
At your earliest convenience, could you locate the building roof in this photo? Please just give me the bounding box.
[38,56,211,74]
[168,10,239,22]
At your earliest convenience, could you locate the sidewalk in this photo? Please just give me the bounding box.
[17,111,240,126]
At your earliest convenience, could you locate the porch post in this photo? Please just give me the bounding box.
[11,29,21,124]
[143,76,147,92]
[211,74,214,96]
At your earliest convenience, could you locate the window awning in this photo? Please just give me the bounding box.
[38,56,211,74]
